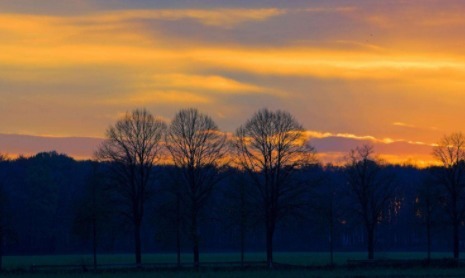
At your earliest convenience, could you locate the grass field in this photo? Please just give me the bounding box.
[0,251,454,268]
[2,252,465,277]
[3,268,465,278]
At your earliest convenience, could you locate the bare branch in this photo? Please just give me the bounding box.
[94,108,166,264]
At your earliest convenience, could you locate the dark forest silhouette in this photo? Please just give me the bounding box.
[0,108,464,270]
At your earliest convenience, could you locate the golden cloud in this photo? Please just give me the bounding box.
[104,90,212,105]
[77,8,285,28]
[150,74,268,94]
[2,10,465,85]
[2,9,465,81]
[305,130,435,146]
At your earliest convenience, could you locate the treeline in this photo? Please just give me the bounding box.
[0,108,464,269]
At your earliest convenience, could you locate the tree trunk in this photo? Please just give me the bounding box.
[453,221,459,259]
[367,227,375,260]
[240,223,245,268]
[193,240,199,269]
[176,193,181,268]
[329,217,334,266]
[266,227,274,268]
[192,210,200,269]
[134,222,142,265]
[92,174,97,270]
[426,214,431,263]
[0,230,3,272]
[92,216,97,270]
[240,182,245,268]
[329,196,334,267]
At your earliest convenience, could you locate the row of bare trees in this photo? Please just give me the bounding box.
[432,133,465,259]
[95,108,317,268]
[336,133,465,262]
[8,106,459,269]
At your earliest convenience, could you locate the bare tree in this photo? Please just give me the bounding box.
[95,109,166,264]
[221,170,258,268]
[415,171,441,263]
[154,170,187,268]
[233,108,317,268]
[432,132,465,259]
[165,108,227,268]
[72,162,112,269]
[345,145,396,260]
[311,164,345,266]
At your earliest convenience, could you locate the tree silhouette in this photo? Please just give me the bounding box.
[233,108,316,268]
[311,164,344,266]
[345,145,396,260]
[95,109,166,264]
[23,152,71,254]
[221,170,257,267]
[415,170,442,263]
[432,132,465,259]
[72,162,112,269]
[165,108,227,268]
[154,170,187,268]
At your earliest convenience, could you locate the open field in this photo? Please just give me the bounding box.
[1,269,465,278]
[3,252,465,277]
[0,251,456,269]
[3,267,465,278]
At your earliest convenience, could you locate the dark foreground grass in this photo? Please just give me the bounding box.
[3,268,465,278]
[1,252,453,269]
[2,252,465,277]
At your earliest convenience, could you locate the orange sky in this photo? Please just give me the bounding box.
[1,0,464,166]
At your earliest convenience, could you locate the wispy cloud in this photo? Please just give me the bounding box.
[392,122,438,131]
[0,8,285,34]
[2,10,465,83]
[2,9,464,66]
[392,122,417,128]
[109,74,277,106]
[105,90,212,105]
[86,8,285,28]
[149,74,270,94]
[307,130,438,167]
[306,130,434,146]
[300,7,357,13]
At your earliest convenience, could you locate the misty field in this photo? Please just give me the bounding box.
[3,252,465,277]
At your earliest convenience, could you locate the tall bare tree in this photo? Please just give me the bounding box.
[345,145,396,260]
[432,132,465,259]
[95,109,166,264]
[72,162,112,269]
[165,108,227,268]
[415,171,441,263]
[233,108,316,268]
[221,170,258,268]
[311,164,344,266]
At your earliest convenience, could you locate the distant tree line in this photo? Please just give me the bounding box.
[0,107,464,270]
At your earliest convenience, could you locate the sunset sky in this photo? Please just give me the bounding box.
[1,0,465,165]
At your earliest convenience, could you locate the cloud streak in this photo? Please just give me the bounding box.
[3,9,465,80]
[87,8,285,28]
[306,130,434,147]
[149,74,271,94]
[0,131,438,167]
